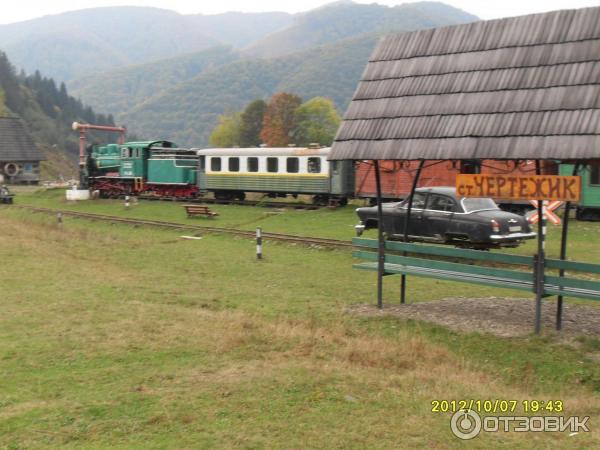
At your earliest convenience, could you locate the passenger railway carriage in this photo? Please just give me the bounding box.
[194,147,354,204]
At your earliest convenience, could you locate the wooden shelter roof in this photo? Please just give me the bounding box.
[0,117,43,162]
[329,7,600,161]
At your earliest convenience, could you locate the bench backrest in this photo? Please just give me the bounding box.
[353,238,600,301]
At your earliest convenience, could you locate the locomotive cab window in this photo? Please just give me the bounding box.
[286,157,299,173]
[121,148,132,158]
[228,157,240,172]
[211,157,222,172]
[247,157,259,172]
[308,157,321,173]
[267,157,278,173]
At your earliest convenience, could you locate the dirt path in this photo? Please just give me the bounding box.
[348,297,600,339]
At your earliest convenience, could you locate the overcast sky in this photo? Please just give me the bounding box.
[1,0,599,24]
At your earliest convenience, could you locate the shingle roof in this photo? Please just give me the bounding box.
[329,7,600,161]
[0,117,44,161]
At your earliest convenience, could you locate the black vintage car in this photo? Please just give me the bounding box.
[355,187,536,248]
[0,185,14,204]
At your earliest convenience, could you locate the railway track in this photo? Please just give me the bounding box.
[10,205,352,249]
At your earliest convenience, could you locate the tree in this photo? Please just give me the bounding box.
[260,92,302,147]
[239,99,267,147]
[293,97,341,146]
[208,112,242,147]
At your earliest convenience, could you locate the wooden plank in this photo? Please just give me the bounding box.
[353,262,533,292]
[545,275,600,292]
[543,286,600,301]
[353,250,533,282]
[353,238,534,265]
[544,258,600,274]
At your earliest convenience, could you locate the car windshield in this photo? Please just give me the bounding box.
[461,197,499,213]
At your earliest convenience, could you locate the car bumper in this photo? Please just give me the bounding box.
[489,231,537,242]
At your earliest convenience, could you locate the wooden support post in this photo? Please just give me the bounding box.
[534,160,545,334]
[374,160,384,309]
[400,159,425,304]
[557,161,581,330]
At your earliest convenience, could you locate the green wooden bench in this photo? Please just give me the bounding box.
[353,238,600,302]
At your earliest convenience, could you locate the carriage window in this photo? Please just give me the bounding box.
[331,161,339,175]
[267,157,278,173]
[308,157,321,173]
[247,157,259,172]
[286,157,299,173]
[228,157,240,172]
[211,157,221,172]
[427,194,456,212]
[590,163,600,185]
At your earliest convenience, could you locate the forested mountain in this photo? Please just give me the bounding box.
[0,51,115,178]
[2,1,478,149]
[69,47,240,117]
[0,7,292,82]
[120,35,379,147]
[243,1,477,58]
[64,1,476,147]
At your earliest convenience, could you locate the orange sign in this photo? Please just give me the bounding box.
[456,174,581,202]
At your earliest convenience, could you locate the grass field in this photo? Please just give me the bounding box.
[1,191,600,448]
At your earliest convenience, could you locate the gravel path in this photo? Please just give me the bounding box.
[348,297,600,339]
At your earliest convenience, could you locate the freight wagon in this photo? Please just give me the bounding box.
[355,159,558,213]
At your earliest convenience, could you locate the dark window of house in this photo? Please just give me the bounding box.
[247,157,259,172]
[229,157,240,172]
[286,157,299,173]
[211,157,221,172]
[267,157,278,173]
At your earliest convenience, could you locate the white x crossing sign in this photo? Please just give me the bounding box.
[527,200,563,225]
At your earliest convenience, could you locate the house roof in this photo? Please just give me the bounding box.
[0,117,44,161]
[329,7,600,161]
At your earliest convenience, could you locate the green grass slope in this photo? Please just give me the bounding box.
[0,199,599,448]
